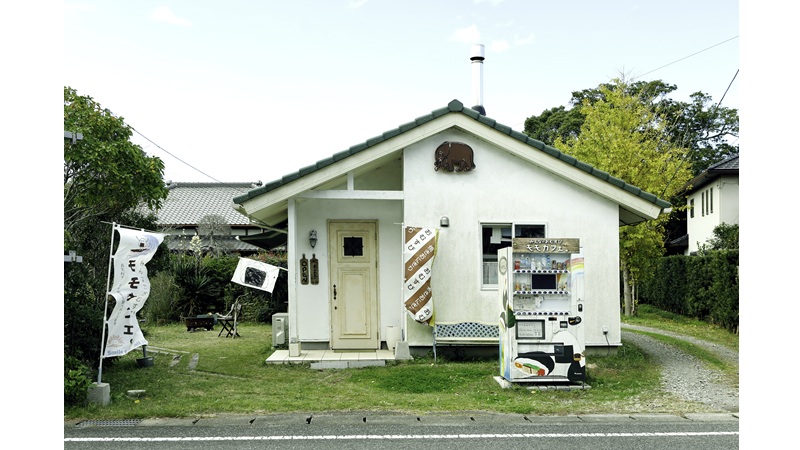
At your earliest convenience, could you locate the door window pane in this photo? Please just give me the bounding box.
[343,236,363,257]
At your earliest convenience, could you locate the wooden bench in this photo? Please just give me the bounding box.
[433,321,499,361]
[185,316,215,331]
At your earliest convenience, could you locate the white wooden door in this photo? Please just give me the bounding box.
[328,221,379,350]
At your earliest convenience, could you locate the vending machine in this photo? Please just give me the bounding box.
[498,238,586,384]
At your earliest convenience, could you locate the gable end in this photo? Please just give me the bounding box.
[233,99,671,211]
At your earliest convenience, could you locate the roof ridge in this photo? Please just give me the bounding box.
[707,153,739,170]
[166,181,262,187]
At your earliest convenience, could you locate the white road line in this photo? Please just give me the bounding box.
[65,431,739,442]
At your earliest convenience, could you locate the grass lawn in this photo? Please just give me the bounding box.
[65,308,738,420]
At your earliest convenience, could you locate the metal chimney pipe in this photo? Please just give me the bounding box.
[470,44,486,115]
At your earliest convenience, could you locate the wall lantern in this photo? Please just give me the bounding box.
[440,216,450,228]
[309,230,318,248]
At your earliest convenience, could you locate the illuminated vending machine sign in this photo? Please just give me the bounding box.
[498,238,585,384]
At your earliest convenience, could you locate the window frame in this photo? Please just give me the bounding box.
[481,222,546,289]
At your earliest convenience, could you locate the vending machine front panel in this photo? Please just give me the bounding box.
[498,239,586,384]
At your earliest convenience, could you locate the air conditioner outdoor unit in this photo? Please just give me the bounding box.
[272,313,289,348]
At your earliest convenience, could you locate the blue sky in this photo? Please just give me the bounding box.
[62,0,741,184]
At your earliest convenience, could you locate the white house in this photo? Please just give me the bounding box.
[232,99,670,357]
[684,154,739,254]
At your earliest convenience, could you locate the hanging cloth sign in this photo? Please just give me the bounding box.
[103,226,165,358]
[231,257,281,293]
[403,226,438,325]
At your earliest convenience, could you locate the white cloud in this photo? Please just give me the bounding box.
[151,6,191,27]
[489,39,510,53]
[449,24,481,43]
[347,0,369,9]
[514,33,536,46]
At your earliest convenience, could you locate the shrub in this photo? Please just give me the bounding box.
[162,251,288,322]
[141,271,181,324]
[170,254,223,317]
[64,356,92,406]
[638,250,738,332]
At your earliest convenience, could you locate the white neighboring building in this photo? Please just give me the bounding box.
[684,155,740,254]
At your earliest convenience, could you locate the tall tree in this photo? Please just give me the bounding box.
[553,79,693,316]
[64,86,168,238]
[63,86,169,368]
[525,79,738,176]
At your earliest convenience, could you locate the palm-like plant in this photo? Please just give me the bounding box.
[171,255,221,317]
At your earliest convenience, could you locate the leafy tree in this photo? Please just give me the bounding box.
[197,214,232,255]
[522,105,584,146]
[525,79,738,176]
[553,79,693,316]
[64,86,168,237]
[699,223,739,253]
[63,87,169,375]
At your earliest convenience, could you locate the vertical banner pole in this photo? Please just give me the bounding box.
[97,222,117,384]
[400,223,406,342]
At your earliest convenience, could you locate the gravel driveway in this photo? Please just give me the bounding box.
[621,323,739,413]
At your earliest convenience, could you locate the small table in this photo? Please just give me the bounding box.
[217,316,240,338]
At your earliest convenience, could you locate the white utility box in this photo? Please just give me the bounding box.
[272,313,289,348]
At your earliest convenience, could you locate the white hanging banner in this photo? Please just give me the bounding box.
[103,226,165,358]
[402,226,438,326]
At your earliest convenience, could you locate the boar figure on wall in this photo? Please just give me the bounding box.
[434,141,476,172]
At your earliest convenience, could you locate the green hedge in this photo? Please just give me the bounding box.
[638,250,739,333]
[142,252,289,325]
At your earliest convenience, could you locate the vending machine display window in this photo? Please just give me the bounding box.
[530,274,556,290]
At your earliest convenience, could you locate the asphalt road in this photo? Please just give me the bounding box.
[64,412,739,450]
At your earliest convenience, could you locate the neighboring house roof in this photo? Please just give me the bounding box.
[158,182,263,227]
[233,99,671,226]
[155,181,269,253]
[684,154,739,194]
[167,235,267,252]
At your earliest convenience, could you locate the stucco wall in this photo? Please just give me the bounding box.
[402,129,623,348]
[293,198,403,344]
[687,175,739,254]
[718,175,739,225]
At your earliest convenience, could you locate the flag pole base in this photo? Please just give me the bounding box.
[136,356,154,368]
[87,382,111,406]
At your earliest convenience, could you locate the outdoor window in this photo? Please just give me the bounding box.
[701,191,705,217]
[709,187,714,214]
[343,236,363,257]
[481,223,545,288]
[689,198,695,218]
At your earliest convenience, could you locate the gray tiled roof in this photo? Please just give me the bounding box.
[708,154,739,172]
[233,99,670,209]
[157,182,263,227]
[164,234,262,252]
[684,154,739,193]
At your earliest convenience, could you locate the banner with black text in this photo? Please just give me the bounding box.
[103,226,165,358]
[403,226,438,325]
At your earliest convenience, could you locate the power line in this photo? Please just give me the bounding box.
[714,69,738,110]
[131,127,223,183]
[632,36,739,81]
